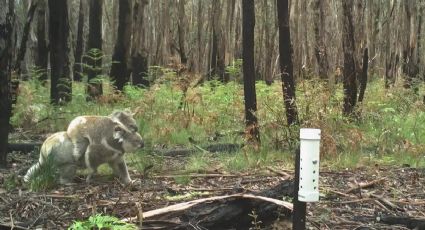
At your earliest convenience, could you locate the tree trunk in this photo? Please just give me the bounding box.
[85,0,103,99]
[242,0,260,144]
[341,0,357,116]
[0,0,15,167]
[196,0,204,73]
[358,48,368,103]
[34,0,48,83]
[209,0,220,79]
[313,0,329,80]
[15,0,38,75]
[73,0,85,82]
[131,0,149,88]
[48,0,72,104]
[177,0,187,65]
[110,0,133,91]
[277,0,298,126]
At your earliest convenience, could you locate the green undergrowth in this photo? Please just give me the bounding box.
[69,214,137,230]
[12,73,425,175]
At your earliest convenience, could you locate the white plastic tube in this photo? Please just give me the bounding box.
[298,128,321,202]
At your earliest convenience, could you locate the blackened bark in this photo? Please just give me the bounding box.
[242,0,260,144]
[131,53,149,87]
[35,0,48,83]
[131,0,149,87]
[210,0,219,80]
[358,48,368,102]
[210,0,224,80]
[277,0,298,126]
[110,0,132,91]
[385,52,398,89]
[48,0,72,104]
[342,0,357,116]
[177,0,187,65]
[313,0,329,80]
[15,1,38,74]
[0,0,15,166]
[86,0,103,99]
[73,0,85,82]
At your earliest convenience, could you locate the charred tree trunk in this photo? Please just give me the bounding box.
[242,0,260,144]
[313,0,329,80]
[34,0,48,83]
[358,48,368,103]
[86,0,103,100]
[209,0,220,79]
[177,0,187,65]
[341,0,357,116]
[48,0,72,104]
[15,0,38,75]
[277,0,299,126]
[209,0,225,81]
[110,0,133,91]
[131,0,149,88]
[73,0,85,82]
[0,0,15,167]
[196,0,203,73]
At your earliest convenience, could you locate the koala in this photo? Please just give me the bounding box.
[66,111,142,163]
[25,111,144,185]
[24,124,143,184]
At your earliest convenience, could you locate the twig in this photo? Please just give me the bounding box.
[36,194,79,199]
[266,166,292,179]
[9,210,14,230]
[370,194,403,211]
[327,189,357,198]
[333,198,375,204]
[346,178,386,194]
[153,173,241,178]
[374,200,391,212]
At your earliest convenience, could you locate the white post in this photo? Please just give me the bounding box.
[298,128,321,202]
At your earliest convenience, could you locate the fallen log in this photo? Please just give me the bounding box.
[158,143,242,156]
[124,179,295,230]
[378,215,425,230]
[7,143,42,153]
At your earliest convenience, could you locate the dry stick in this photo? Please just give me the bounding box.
[9,211,14,230]
[395,200,425,205]
[370,194,403,211]
[333,197,375,204]
[374,200,392,212]
[346,178,386,194]
[266,166,292,178]
[327,189,357,198]
[36,194,79,199]
[153,173,242,178]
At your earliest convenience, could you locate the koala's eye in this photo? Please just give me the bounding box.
[130,125,138,132]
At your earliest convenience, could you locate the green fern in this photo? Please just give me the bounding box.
[69,214,137,230]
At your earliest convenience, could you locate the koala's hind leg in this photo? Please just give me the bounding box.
[72,138,89,162]
[109,157,132,185]
[59,164,77,185]
[84,144,105,183]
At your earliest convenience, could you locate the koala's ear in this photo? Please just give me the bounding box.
[113,125,125,140]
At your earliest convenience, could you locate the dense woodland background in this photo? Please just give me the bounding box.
[1,0,425,166]
[10,0,424,86]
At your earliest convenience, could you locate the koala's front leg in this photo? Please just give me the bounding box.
[59,164,77,185]
[109,157,132,185]
[72,138,89,162]
[85,145,99,183]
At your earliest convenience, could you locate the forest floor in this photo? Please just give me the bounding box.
[1,151,425,230]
